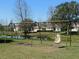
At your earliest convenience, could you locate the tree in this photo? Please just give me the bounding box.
[16,0,29,21]
[0,24,4,31]
[15,0,33,38]
[20,19,34,39]
[48,1,79,32]
[8,20,15,32]
[49,1,79,21]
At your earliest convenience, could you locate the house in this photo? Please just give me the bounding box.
[32,22,62,32]
[14,24,19,32]
[71,22,79,32]
[32,22,54,32]
[13,21,79,32]
[55,24,61,32]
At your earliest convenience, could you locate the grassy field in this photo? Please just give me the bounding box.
[0,32,79,59]
[0,39,79,59]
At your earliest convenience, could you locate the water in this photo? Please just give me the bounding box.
[0,35,24,39]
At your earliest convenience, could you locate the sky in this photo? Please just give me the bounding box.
[0,0,79,25]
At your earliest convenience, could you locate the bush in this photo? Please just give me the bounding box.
[0,38,14,43]
[37,30,53,32]
[36,34,54,41]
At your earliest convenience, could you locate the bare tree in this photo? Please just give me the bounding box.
[48,6,55,21]
[16,0,28,21]
[15,0,33,39]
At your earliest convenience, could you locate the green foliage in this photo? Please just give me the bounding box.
[50,1,79,20]
[0,38,14,43]
[8,20,15,32]
[0,24,4,31]
[48,1,79,31]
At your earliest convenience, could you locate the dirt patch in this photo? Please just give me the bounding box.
[17,43,32,46]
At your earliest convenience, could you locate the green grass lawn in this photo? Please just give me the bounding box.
[0,39,79,59]
[0,32,79,59]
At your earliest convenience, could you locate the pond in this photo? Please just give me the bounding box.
[0,35,24,39]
